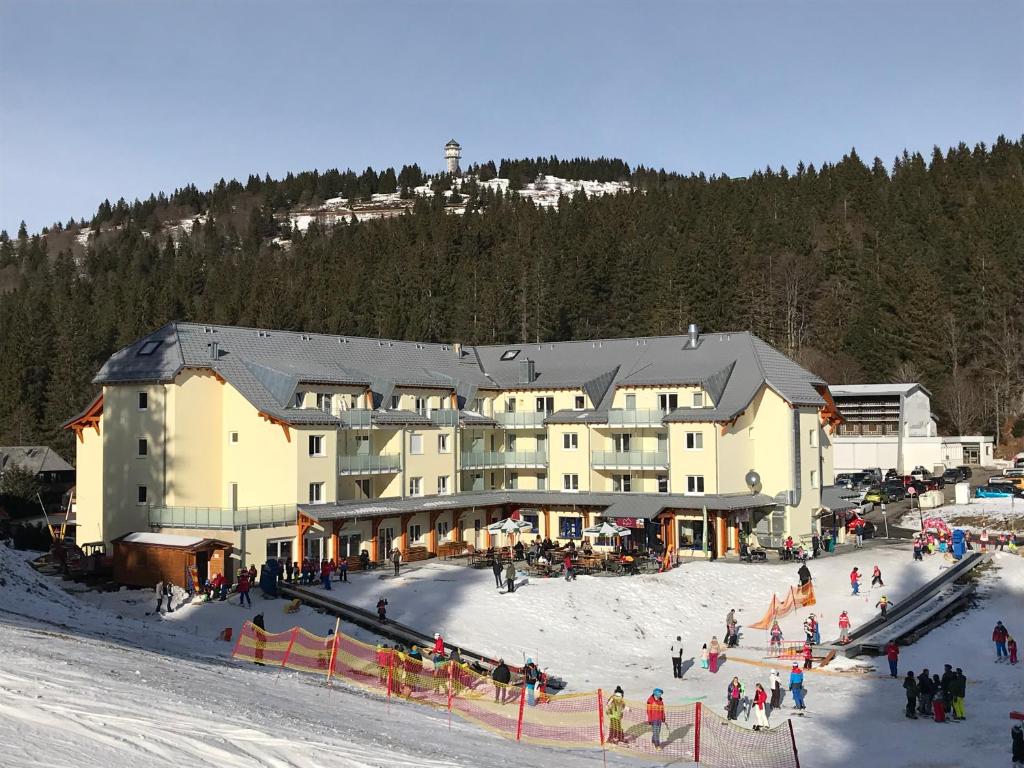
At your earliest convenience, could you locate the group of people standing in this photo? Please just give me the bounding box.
[901,664,968,722]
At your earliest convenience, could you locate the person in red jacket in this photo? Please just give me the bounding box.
[838,611,852,644]
[320,558,333,590]
[871,565,884,587]
[752,682,770,730]
[1007,636,1018,665]
[647,688,666,748]
[886,640,899,678]
[237,570,251,607]
[802,642,813,670]
[563,553,576,581]
[993,621,1010,661]
[850,567,861,595]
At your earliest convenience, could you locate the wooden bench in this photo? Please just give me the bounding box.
[437,541,468,559]
[405,546,433,563]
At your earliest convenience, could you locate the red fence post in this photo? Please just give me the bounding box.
[515,684,526,742]
[279,627,299,675]
[596,688,605,745]
[694,701,702,763]
[788,718,800,768]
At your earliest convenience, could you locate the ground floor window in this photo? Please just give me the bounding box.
[559,516,582,539]
[686,475,705,494]
[267,538,293,561]
[436,521,450,541]
[304,536,325,561]
[522,514,539,533]
[678,520,705,550]
[753,507,786,549]
[409,524,423,544]
[338,534,361,558]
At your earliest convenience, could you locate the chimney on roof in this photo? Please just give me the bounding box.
[687,323,700,349]
[518,359,536,385]
[210,341,219,361]
[453,342,463,358]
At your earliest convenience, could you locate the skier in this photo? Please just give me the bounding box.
[1009,636,1018,665]
[797,562,812,586]
[671,635,684,678]
[769,621,783,655]
[563,553,576,581]
[802,641,813,670]
[876,595,894,619]
[769,669,783,712]
[491,658,511,703]
[951,668,966,720]
[237,569,251,607]
[913,539,924,561]
[320,558,332,590]
[940,664,956,716]
[993,621,1010,661]
[1012,721,1024,766]
[700,642,709,669]
[903,671,919,718]
[391,547,402,576]
[523,659,540,706]
[504,560,516,593]
[838,611,852,644]
[850,567,861,595]
[708,636,721,673]
[647,688,666,748]
[885,640,899,678]
[605,686,627,743]
[491,556,503,589]
[931,673,946,723]
[376,597,388,623]
[916,668,933,716]
[788,663,806,710]
[871,565,884,587]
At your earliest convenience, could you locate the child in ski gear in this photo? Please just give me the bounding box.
[376,598,388,622]
[872,565,884,587]
[994,621,1010,660]
[338,558,348,582]
[803,616,815,644]
[913,539,924,561]
[788,664,806,710]
[709,636,721,673]
[320,559,332,590]
[850,567,861,595]
[769,621,783,655]
[886,640,899,678]
[838,611,851,644]
[700,642,709,669]
[154,580,166,613]
[876,596,894,619]
[1009,636,1018,665]
[647,688,666,747]
[237,570,251,607]
[903,671,918,718]
[671,636,683,678]
[606,686,628,743]
[802,642,813,670]
[932,673,946,722]
[524,659,540,706]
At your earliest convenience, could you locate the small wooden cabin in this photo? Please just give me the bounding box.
[112,532,232,588]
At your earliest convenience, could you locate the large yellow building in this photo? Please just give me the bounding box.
[65,322,842,576]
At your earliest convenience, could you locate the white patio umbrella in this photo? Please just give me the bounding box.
[582,521,632,539]
[486,517,533,544]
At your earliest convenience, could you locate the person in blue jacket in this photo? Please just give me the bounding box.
[788,663,807,710]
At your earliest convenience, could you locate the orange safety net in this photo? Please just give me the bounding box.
[748,594,780,630]
[749,582,816,632]
[232,621,800,765]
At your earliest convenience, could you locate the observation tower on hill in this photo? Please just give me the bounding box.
[445,139,462,175]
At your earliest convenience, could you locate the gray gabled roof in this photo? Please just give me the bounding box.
[0,446,74,475]
[85,323,827,427]
[300,489,777,522]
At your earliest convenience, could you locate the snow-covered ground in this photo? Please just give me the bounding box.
[2,542,1022,767]
[898,495,1024,533]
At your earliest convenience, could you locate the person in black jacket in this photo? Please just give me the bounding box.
[940,664,956,716]
[917,668,934,716]
[1011,722,1023,765]
[491,658,512,703]
[797,563,812,586]
[491,557,504,589]
[903,671,919,718]
[252,613,266,665]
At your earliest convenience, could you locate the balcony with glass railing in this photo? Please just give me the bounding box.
[460,450,547,469]
[148,504,298,530]
[494,412,549,429]
[591,450,669,469]
[339,409,374,429]
[605,409,668,428]
[428,409,460,426]
[337,453,403,475]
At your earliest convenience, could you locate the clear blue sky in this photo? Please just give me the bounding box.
[1,0,1021,233]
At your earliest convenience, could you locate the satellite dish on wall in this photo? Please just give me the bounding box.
[745,470,761,494]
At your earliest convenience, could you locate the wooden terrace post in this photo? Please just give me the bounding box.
[330,520,340,562]
[428,510,442,555]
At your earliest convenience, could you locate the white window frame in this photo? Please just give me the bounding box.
[574,395,585,410]
[685,432,703,450]
[506,433,517,451]
[613,433,632,453]
[308,482,324,504]
[537,473,547,490]
[410,433,424,455]
[436,520,451,541]
[810,469,819,489]
[809,428,817,448]
[562,473,579,491]
[229,431,239,445]
[563,433,579,451]
[409,524,422,544]
[692,392,704,408]
[658,393,678,413]
[509,472,519,489]
[437,475,450,495]
[415,397,428,416]
[438,434,450,454]
[624,393,637,410]
[686,475,705,494]
[505,397,516,413]
[294,391,306,408]
[137,485,148,505]
[316,393,332,413]
[409,476,422,497]
[308,434,325,457]
[137,392,148,410]
[613,474,632,492]
[390,394,401,409]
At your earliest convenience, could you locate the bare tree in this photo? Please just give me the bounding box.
[937,374,982,435]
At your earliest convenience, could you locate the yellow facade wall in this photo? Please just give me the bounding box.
[73,422,105,545]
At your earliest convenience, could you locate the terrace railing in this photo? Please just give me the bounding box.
[148,504,298,530]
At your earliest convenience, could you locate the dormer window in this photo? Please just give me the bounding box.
[500,349,521,361]
[137,340,162,356]
[692,392,705,408]
[293,392,305,408]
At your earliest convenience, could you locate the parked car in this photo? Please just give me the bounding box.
[989,476,1024,491]
[942,468,963,484]
[957,465,973,479]
[884,468,900,481]
[864,485,895,504]
[861,468,883,483]
[975,484,1024,499]
[910,466,931,481]
[882,480,907,501]
[906,479,928,496]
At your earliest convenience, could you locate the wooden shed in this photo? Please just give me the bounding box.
[112,532,233,588]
